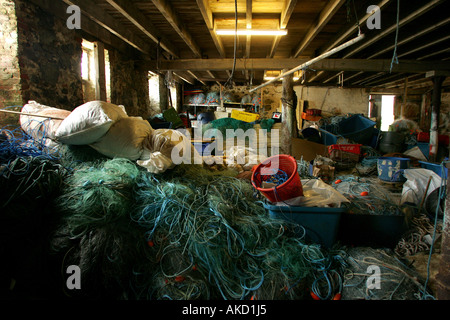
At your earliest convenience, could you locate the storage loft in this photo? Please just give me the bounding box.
[0,0,449,305]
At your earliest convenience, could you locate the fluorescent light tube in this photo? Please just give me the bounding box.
[216,29,287,36]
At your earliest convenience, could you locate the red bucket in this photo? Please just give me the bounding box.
[251,154,303,203]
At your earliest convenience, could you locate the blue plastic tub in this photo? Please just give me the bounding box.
[419,161,448,179]
[264,203,344,248]
[377,157,410,182]
[320,129,338,146]
[321,114,376,145]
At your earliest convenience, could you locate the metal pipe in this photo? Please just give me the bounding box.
[249,32,365,92]
[0,109,67,120]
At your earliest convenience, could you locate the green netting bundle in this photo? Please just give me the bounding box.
[55,158,141,238]
[131,166,327,300]
[201,118,255,139]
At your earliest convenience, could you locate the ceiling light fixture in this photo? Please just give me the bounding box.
[264,70,300,81]
[216,29,287,36]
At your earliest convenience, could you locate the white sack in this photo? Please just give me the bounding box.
[55,101,128,145]
[400,168,442,205]
[90,117,153,160]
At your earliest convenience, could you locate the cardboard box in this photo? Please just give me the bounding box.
[290,138,328,162]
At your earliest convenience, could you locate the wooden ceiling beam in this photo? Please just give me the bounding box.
[267,0,297,58]
[367,16,450,59]
[307,0,391,82]
[145,58,450,73]
[197,0,226,58]
[151,0,202,58]
[62,0,153,55]
[103,0,178,58]
[292,0,346,58]
[245,0,252,59]
[343,0,445,59]
[309,0,445,84]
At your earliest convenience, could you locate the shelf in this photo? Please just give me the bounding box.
[223,102,254,106]
[183,104,220,107]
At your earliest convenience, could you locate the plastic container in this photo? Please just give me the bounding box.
[419,161,448,179]
[338,213,408,248]
[322,114,376,145]
[264,203,344,248]
[377,157,410,182]
[320,129,338,145]
[378,131,405,154]
[252,155,303,203]
[231,109,260,123]
[328,144,362,155]
[328,149,360,162]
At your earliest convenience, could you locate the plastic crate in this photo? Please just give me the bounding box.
[230,109,260,123]
[328,149,360,162]
[327,144,362,155]
[263,203,344,248]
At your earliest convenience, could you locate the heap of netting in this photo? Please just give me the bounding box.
[0,120,435,300]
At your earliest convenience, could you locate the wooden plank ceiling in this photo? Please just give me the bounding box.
[53,1,450,90]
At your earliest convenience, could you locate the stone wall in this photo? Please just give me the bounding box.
[14,0,84,110]
[109,49,152,119]
[294,86,370,116]
[0,0,21,110]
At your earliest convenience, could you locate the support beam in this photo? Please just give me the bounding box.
[62,0,153,55]
[145,58,450,74]
[267,0,297,58]
[151,0,202,58]
[104,0,178,58]
[281,69,295,155]
[197,0,226,58]
[436,161,450,300]
[94,41,107,101]
[429,75,445,162]
[245,0,252,81]
[292,0,346,58]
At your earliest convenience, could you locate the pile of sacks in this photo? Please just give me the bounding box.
[20,100,196,173]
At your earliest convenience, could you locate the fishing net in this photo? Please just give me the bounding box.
[1,118,437,300]
[201,118,254,139]
[333,175,404,216]
[342,247,432,300]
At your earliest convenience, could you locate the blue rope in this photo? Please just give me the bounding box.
[390,0,400,73]
[421,160,448,300]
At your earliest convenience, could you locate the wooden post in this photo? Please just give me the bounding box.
[436,162,450,299]
[94,41,107,101]
[429,76,445,162]
[281,69,295,155]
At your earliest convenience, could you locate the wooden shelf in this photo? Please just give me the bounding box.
[183,104,220,107]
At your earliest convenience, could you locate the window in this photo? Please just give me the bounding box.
[81,39,111,102]
[381,95,395,131]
